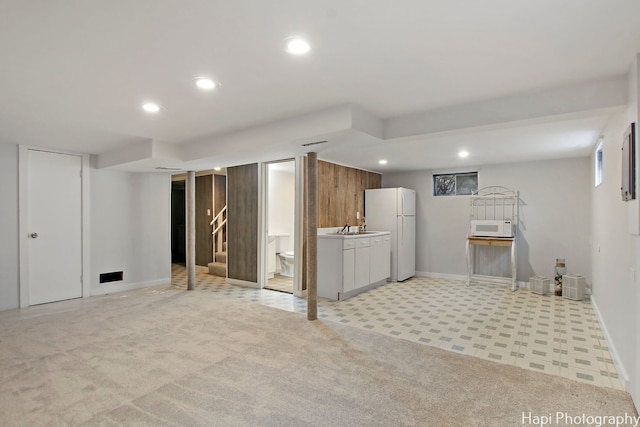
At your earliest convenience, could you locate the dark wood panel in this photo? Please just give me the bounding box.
[195,175,213,266]
[214,174,226,216]
[227,164,258,283]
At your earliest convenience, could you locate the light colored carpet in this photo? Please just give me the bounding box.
[0,286,636,426]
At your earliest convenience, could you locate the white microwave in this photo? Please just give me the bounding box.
[470,219,513,237]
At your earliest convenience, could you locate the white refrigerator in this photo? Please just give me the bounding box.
[365,187,416,282]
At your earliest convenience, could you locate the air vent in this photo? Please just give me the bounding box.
[100,271,123,283]
[301,140,327,147]
[155,166,183,171]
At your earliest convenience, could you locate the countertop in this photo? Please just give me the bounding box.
[317,231,390,239]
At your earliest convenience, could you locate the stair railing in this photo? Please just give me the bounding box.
[210,205,227,254]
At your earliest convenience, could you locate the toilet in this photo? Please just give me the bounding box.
[278,251,294,277]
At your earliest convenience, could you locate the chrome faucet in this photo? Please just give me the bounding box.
[340,224,350,234]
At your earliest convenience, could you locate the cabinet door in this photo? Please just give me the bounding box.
[343,248,355,292]
[370,236,391,283]
[355,246,370,288]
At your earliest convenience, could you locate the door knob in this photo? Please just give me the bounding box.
[30,233,38,239]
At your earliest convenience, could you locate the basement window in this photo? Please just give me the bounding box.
[595,141,603,187]
[433,172,478,196]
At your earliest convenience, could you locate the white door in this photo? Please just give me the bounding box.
[28,150,82,305]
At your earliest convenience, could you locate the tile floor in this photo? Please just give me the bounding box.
[171,264,622,390]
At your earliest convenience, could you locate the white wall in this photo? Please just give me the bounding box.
[90,168,171,294]
[590,55,639,408]
[382,157,591,283]
[0,144,19,310]
[268,166,295,253]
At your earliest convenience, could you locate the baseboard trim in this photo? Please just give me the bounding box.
[416,271,467,281]
[591,296,630,391]
[91,278,169,296]
[226,278,260,289]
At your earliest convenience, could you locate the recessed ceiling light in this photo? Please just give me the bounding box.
[379,160,388,165]
[284,36,310,55]
[195,77,216,90]
[214,167,221,171]
[458,151,469,158]
[142,103,160,113]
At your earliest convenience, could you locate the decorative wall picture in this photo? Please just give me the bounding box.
[621,122,636,202]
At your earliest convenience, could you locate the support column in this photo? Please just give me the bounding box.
[187,171,196,291]
[306,153,318,320]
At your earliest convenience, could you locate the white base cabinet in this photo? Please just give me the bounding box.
[318,232,391,300]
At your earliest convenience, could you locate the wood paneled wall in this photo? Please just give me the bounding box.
[227,163,258,283]
[317,160,382,228]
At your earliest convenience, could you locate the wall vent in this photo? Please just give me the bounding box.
[100,271,123,283]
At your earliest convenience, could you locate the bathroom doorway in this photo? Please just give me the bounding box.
[263,159,297,294]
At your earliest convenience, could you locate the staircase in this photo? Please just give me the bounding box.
[208,242,227,277]
[208,205,227,277]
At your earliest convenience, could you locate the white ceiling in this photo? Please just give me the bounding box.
[1,1,639,173]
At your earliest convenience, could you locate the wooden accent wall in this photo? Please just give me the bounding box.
[227,163,258,283]
[318,160,382,228]
[195,175,213,266]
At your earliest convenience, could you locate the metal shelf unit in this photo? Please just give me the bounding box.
[466,186,519,291]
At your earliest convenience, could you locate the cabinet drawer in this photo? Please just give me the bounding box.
[370,236,383,246]
[356,238,370,248]
[383,235,390,243]
[343,240,356,250]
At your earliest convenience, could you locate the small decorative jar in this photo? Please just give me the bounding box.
[554,258,566,296]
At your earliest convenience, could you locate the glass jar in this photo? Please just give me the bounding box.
[554,258,566,296]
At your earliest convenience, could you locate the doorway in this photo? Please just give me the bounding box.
[171,180,186,264]
[264,160,297,294]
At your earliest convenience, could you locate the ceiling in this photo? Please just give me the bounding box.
[1,1,639,173]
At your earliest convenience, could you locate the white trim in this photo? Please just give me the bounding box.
[18,146,91,308]
[226,278,260,288]
[591,296,630,391]
[90,278,169,296]
[293,156,303,295]
[258,162,266,289]
[18,146,28,308]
